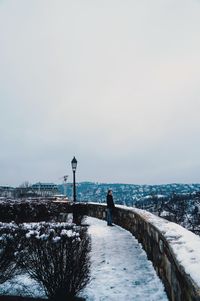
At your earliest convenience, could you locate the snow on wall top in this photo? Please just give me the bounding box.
[119,205,200,288]
[89,203,200,288]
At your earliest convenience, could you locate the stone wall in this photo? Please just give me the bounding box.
[1,200,200,301]
[84,203,200,301]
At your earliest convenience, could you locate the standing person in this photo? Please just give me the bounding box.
[106,189,115,226]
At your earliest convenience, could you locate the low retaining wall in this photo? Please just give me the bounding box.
[85,203,200,301]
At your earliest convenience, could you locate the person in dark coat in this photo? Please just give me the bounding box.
[106,189,115,226]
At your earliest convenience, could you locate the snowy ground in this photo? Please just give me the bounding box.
[0,274,46,298]
[80,217,168,301]
[120,206,200,288]
[0,217,168,301]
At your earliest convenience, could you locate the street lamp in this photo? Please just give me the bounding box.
[71,156,77,202]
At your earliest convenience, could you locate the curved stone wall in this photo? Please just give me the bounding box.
[85,203,200,301]
[1,200,200,301]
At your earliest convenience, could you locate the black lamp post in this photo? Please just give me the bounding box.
[71,156,77,202]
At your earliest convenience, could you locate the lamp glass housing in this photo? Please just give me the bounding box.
[71,157,77,172]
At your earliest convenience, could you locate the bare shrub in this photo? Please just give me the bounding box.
[18,222,91,300]
[0,223,20,284]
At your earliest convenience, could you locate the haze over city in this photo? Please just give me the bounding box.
[0,0,200,186]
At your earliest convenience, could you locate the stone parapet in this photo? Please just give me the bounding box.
[1,200,200,301]
[85,203,200,301]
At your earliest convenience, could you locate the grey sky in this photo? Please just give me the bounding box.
[0,0,200,186]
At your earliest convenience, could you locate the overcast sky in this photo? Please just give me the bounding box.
[0,0,200,186]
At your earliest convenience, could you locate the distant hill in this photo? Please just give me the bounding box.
[58,182,200,236]
[58,182,200,205]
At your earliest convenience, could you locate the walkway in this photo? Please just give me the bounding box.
[80,217,168,301]
[0,217,169,301]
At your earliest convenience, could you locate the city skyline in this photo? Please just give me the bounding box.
[1,0,200,186]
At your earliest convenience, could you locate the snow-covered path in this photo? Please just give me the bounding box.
[80,217,168,301]
[0,217,169,300]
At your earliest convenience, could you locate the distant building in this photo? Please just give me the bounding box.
[0,186,14,198]
[31,182,59,197]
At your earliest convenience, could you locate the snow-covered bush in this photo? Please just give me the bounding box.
[0,222,21,284]
[0,222,91,300]
[21,223,91,300]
